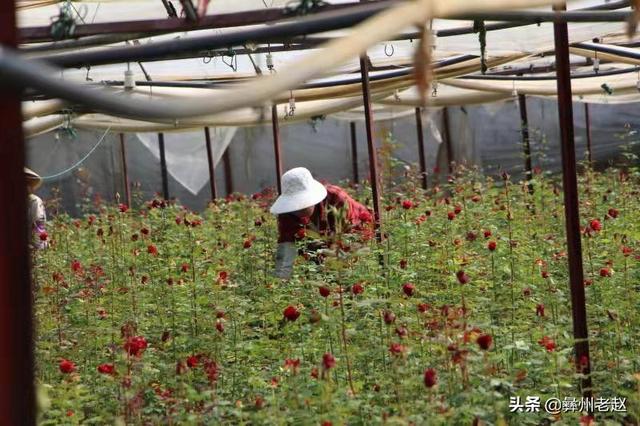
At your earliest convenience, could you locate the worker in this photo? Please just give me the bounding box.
[270,167,373,279]
[25,167,48,250]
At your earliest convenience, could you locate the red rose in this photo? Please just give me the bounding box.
[319,286,331,298]
[454,205,462,214]
[538,336,556,352]
[389,342,406,355]
[180,263,189,273]
[589,219,602,232]
[216,320,224,333]
[487,241,497,251]
[383,310,396,324]
[483,230,492,238]
[476,334,492,350]
[402,200,414,210]
[402,282,415,297]
[395,326,408,338]
[295,228,306,239]
[322,353,336,370]
[118,204,129,213]
[59,359,76,374]
[541,270,549,279]
[599,267,611,277]
[186,355,199,368]
[447,211,456,221]
[351,283,364,295]
[71,260,82,273]
[147,244,158,256]
[536,303,545,317]
[217,271,228,284]
[283,305,300,322]
[243,239,252,249]
[456,270,470,284]
[97,363,115,375]
[417,303,430,313]
[466,231,477,241]
[622,246,633,257]
[423,368,437,388]
[607,208,619,219]
[399,259,408,269]
[123,335,148,357]
[523,287,532,297]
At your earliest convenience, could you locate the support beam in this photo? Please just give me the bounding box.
[272,104,283,194]
[0,0,35,423]
[584,103,593,166]
[553,2,592,400]
[204,127,217,200]
[222,147,233,196]
[119,133,131,208]
[350,122,359,184]
[359,55,382,243]
[157,133,170,200]
[518,95,534,194]
[415,107,427,190]
[442,107,454,174]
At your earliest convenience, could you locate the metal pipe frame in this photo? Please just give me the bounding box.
[584,103,593,166]
[18,0,629,46]
[222,147,233,196]
[350,122,359,184]
[442,107,454,174]
[415,107,428,190]
[359,54,382,243]
[553,2,593,401]
[204,127,217,200]
[158,132,170,199]
[0,0,35,423]
[518,94,534,194]
[119,133,131,207]
[271,104,283,194]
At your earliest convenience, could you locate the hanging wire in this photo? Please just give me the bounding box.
[42,126,112,181]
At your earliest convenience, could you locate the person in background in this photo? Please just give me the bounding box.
[270,167,373,279]
[25,167,48,250]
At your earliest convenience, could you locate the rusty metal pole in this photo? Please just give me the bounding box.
[119,133,131,207]
[222,147,233,196]
[553,2,593,400]
[518,95,534,194]
[442,107,454,174]
[157,133,169,199]
[359,55,382,243]
[204,127,217,200]
[584,103,593,166]
[350,122,359,184]
[415,107,428,190]
[0,1,36,423]
[272,104,283,194]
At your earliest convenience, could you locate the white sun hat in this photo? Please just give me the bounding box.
[270,167,328,215]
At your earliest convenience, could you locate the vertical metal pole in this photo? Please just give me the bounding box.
[271,104,283,194]
[518,95,534,194]
[157,133,169,200]
[222,147,233,196]
[553,2,592,400]
[415,107,427,189]
[359,55,382,243]
[0,0,35,422]
[350,122,359,184]
[584,103,593,166]
[442,107,454,173]
[119,133,131,207]
[204,127,217,200]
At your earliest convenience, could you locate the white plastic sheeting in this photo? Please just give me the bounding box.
[136,127,236,195]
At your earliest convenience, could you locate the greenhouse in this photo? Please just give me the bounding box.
[1,0,639,424]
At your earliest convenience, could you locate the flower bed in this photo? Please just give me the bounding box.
[33,167,639,425]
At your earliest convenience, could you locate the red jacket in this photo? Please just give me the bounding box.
[277,184,373,243]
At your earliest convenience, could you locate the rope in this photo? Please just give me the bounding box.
[41,126,112,182]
